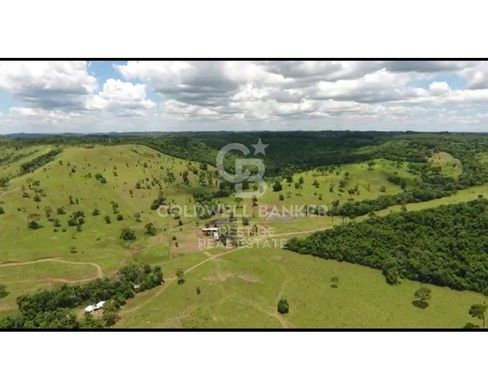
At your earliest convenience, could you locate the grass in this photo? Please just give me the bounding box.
[0,144,225,318]
[116,247,484,328]
[0,143,486,328]
[0,144,219,264]
[259,159,418,207]
[0,145,54,179]
[0,260,98,317]
[429,152,462,178]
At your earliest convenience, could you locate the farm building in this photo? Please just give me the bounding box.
[202,227,220,240]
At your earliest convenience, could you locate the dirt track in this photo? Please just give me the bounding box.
[0,257,103,279]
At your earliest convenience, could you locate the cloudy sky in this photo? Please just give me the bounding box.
[1,60,488,134]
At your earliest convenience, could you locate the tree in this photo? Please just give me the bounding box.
[272,181,283,192]
[413,287,431,309]
[277,298,289,314]
[383,261,400,285]
[0,284,8,299]
[150,192,166,210]
[27,213,41,229]
[120,228,136,241]
[0,206,4,215]
[468,303,487,328]
[92,208,100,216]
[104,215,111,224]
[330,276,339,288]
[234,197,243,209]
[144,222,157,236]
[176,268,185,285]
[102,301,120,327]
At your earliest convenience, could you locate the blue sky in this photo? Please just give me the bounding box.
[1,60,488,133]
[88,61,122,82]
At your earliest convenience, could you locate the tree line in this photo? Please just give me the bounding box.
[287,199,488,294]
[0,263,163,329]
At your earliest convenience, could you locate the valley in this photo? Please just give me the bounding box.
[1,131,488,328]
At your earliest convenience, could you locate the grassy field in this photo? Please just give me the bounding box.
[0,259,99,317]
[429,151,462,178]
[116,247,483,328]
[1,143,486,328]
[0,144,220,264]
[0,144,226,318]
[0,145,54,180]
[259,159,418,207]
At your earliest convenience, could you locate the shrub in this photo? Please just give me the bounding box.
[413,287,431,309]
[0,285,8,299]
[176,269,185,285]
[27,220,41,229]
[272,181,283,192]
[277,298,289,314]
[120,228,136,241]
[144,223,157,236]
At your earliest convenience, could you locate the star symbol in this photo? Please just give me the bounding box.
[251,138,268,156]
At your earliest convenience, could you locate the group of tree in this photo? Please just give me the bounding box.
[0,263,163,329]
[466,303,487,328]
[287,199,488,294]
[19,149,61,174]
[150,192,166,210]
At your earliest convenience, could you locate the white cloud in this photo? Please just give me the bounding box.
[164,99,221,118]
[429,81,451,95]
[314,69,426,103]
[0,61,97,109]
[86,79,156,116]
[2,60,488,133]
[8,106,83,124]
[460,61,488,89]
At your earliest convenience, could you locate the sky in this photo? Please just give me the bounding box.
[1,60,488,134]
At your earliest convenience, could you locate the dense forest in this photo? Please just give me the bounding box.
[286,199,488,294]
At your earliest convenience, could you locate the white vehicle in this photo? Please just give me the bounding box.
[95,301,106,310]
[84,305,96,313]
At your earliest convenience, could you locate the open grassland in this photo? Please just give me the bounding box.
[0,144,224,318]
[429,151,462,178]
[0,145,54,179]
[0,141,486,328]
[0,144,219,263]
[0,260,99,317]
[259,159,418,207]
[116,247,483,328]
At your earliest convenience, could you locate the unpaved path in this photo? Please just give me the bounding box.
[0,257,103,278]
[0,186,19,199]
[119,227,330,321]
